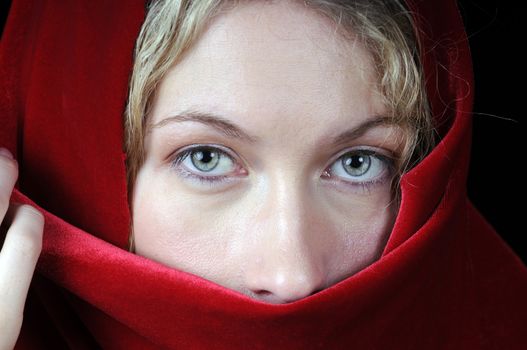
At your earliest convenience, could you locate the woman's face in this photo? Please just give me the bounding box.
[132,1,404,304]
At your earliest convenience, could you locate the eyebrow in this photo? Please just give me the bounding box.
[148,108,397,146]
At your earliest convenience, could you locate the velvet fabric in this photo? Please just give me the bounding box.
[1,0,526,348]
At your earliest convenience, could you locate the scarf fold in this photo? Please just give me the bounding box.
[1,0,526,348]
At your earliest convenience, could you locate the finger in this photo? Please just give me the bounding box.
[0,204,44,320]
[0,149,18,224]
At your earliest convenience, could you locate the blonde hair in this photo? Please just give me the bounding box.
[124,0,437,252]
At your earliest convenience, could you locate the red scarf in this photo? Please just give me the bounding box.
[2,0,526,348]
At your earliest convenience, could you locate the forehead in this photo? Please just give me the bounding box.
[149,0,384,133]
[201,0,360,63]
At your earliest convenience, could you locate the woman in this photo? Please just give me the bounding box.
[125,0,435,304]
[1,0,526,348]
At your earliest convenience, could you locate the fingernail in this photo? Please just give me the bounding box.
[0,147,14,160]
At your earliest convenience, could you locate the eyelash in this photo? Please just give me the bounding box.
[169,144,397,193]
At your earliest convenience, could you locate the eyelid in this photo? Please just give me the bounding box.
[169,143,243,170]
[171,143,236,159]
[328,145,397,167]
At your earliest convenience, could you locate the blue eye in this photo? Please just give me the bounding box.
[322,149,396,193]
[169,145,396,191]
[169,145,238,186]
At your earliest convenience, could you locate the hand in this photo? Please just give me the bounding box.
[0,148,44,350]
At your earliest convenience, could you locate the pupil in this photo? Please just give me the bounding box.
[192,148,219,172]
[347,156,364,168]
[203,151,213,163]
[343,154,371,177]
[196,149,215,163]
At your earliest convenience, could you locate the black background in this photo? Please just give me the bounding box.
[456,0,524,263]
[1,1,524,263]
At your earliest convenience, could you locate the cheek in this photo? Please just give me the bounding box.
[327,190,398,273]
[132,178,235,275]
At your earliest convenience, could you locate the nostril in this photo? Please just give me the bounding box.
[252,287,325,304]
[252,289,285,304]
[254,289,272,297]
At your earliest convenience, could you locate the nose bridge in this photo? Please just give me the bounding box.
[263,165,314,245]
[272,169,306,240]
[244,168,328,304]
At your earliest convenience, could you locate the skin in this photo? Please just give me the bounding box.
[132,1,405,304]
[0,148,45,349]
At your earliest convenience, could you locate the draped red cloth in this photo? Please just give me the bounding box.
[1,0,526,348]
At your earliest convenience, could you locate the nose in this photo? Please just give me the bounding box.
[245,251,326,304]
[243,178,328,304]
